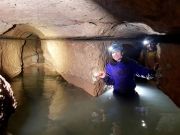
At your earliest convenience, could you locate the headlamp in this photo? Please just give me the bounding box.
[108,46,114,52]
[142,39,150,45]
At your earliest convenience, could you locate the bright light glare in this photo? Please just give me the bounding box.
[103,85,114,96]
[142,39,150,45]
[141,120,147,127]
[93,72,99,77]
[135,85,146,96]
[92,72,99,82]
[142,122,146,127]
[108,46,113,52]
[141,120,145,123]
[92,68,101,82]
[135,85,153,97]
[135,84,156,99]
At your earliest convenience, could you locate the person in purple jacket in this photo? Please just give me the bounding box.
[96,41,155,96]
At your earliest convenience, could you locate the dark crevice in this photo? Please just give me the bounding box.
[35,37,40,63]
[20,40,27,74]
[89,22,97,26]
[1,24,16,35]
[110,24,118,29]
[20,33,36,74]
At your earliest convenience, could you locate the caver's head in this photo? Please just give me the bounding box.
[108,41,124,61]
[143,37,157,52]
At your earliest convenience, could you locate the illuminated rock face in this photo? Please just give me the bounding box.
[57,41,105,96]
[0,40,23,78]
[0,0,179,105]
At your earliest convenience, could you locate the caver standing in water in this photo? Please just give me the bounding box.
[0,75,17,135]
[95,41,155,96]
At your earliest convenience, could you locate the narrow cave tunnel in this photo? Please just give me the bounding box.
[0,0,180,135]
[21,34,45,75]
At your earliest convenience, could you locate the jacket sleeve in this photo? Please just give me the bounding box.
[103,64,114,85]
[133,61,155,80]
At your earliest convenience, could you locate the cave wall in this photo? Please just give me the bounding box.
[93,0,180,33]
[0,40,24,78]
[157,44,180,107]
[41,40,105,96]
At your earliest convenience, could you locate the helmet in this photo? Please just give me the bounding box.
[108,41,124,53]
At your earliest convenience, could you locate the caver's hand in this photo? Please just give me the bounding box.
[94,71,106,79]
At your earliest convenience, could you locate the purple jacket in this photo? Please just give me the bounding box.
[104,58,154,93]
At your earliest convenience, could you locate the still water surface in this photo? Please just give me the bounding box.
[9,69,180,135]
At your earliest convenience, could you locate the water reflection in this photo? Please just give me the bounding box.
[8,70,180,135]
